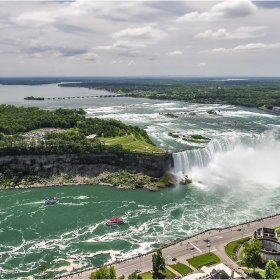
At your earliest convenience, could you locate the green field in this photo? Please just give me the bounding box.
[170,263,193,275]
[100,134,164,154]
[139,268,176,279]
[158,268,177,279]
[187,253,220,269]
[243,269,266,279]
[225,236,251,261]
[139,271,153,279]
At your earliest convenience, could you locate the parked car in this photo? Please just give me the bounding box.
[174,276,181,279]
[135,269,142,273]
[237,228,242,231]
[172,257,177,261]
[190,247,194,250]
[207,243,211,247]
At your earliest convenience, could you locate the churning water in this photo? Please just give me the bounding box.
[0,83,280,278]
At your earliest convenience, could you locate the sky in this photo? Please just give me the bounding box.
[0,0,280,77]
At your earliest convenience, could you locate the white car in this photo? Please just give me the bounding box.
[207,243,211,247]
[135,269,142,273]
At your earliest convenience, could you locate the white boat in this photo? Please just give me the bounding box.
[45,197,59,204]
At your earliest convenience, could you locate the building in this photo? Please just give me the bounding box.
[254,227,280,262]
[254,227,278,241]
[182,263,242,280]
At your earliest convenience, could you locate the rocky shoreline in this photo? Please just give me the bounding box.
[0,170,177,191]
[0,153,175,191]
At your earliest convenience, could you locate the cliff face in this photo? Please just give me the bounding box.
[0,153,172,178]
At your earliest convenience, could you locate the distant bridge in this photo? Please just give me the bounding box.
[46,94,129,100]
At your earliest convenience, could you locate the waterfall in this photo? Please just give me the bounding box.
[172,135,259,176]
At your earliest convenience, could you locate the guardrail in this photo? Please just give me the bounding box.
[53,213,280,279]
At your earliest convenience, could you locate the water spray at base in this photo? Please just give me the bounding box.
[172,130,280,190]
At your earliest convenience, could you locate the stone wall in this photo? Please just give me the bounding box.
[258,238,280,263]
[0,153,172,178]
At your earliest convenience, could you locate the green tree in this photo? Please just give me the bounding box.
[128,271,138,279]
[89,265,117,279]
[152,248,166,278]
[265,260,280,279]
[38,264,47,279]
[243,239,262,275]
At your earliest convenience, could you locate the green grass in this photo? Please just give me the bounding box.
[139,271,153,279]
[100,134,164,154]
[243,269,265,279]
[187,253,220,269]
[157,268,176,279]
[139,268,176,279]
[225,236,251,261]
[170,263,193,275]
[259,105,269,111]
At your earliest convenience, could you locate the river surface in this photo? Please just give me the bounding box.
[0,83,280,278]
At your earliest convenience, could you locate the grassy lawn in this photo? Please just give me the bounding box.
[139,268,176,279]
[225,236,251,261]
[158,268,176,279]
[139,271,153,279]
[243,269,265,279]
[170,263,193,275]
[187,253,220,269]
[100,134,164,154]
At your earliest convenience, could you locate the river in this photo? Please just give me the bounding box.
[0,82,280,278]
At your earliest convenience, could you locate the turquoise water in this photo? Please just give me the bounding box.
[0,83,280,278]
[1,185,279,278]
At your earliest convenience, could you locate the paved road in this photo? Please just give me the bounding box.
[66,214,280,279]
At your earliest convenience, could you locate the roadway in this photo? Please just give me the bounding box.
[69,214,280,279]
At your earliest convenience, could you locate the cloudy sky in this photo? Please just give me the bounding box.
[0,0,280,77]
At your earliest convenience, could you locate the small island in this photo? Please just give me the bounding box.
[24,96,44,100]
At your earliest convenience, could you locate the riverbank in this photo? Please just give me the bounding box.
[67,213,280,280]
[0,170,177,191]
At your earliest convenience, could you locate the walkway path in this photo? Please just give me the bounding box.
[55,214,280,279]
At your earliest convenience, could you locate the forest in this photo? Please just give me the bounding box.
[0,105,155,157]
[2,77,280,109]
[57,77,280,109]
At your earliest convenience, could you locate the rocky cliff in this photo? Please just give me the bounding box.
[0,153,173,179]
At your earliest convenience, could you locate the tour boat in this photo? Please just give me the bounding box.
[45,197,59,204]
[106,217,124,226]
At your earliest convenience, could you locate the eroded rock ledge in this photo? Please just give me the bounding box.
[0,153,175,190]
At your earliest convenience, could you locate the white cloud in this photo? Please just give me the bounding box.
[210,48,227,53]
[127,60,135,65]
[195,26,267,40]
[195,28,229,39]
[29,53,42,58]
[175,0,257,22]
[197,62,206,67]
[119,50,142,58]
[112,26,167,41]
[84,52,100,61]
[233,42,280,51]
[166,51,182,56]
[166,27,180,31]
[236,25,268,33]
[11,1,101,27]
[208,42,280,53]
[94,40,146,50]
